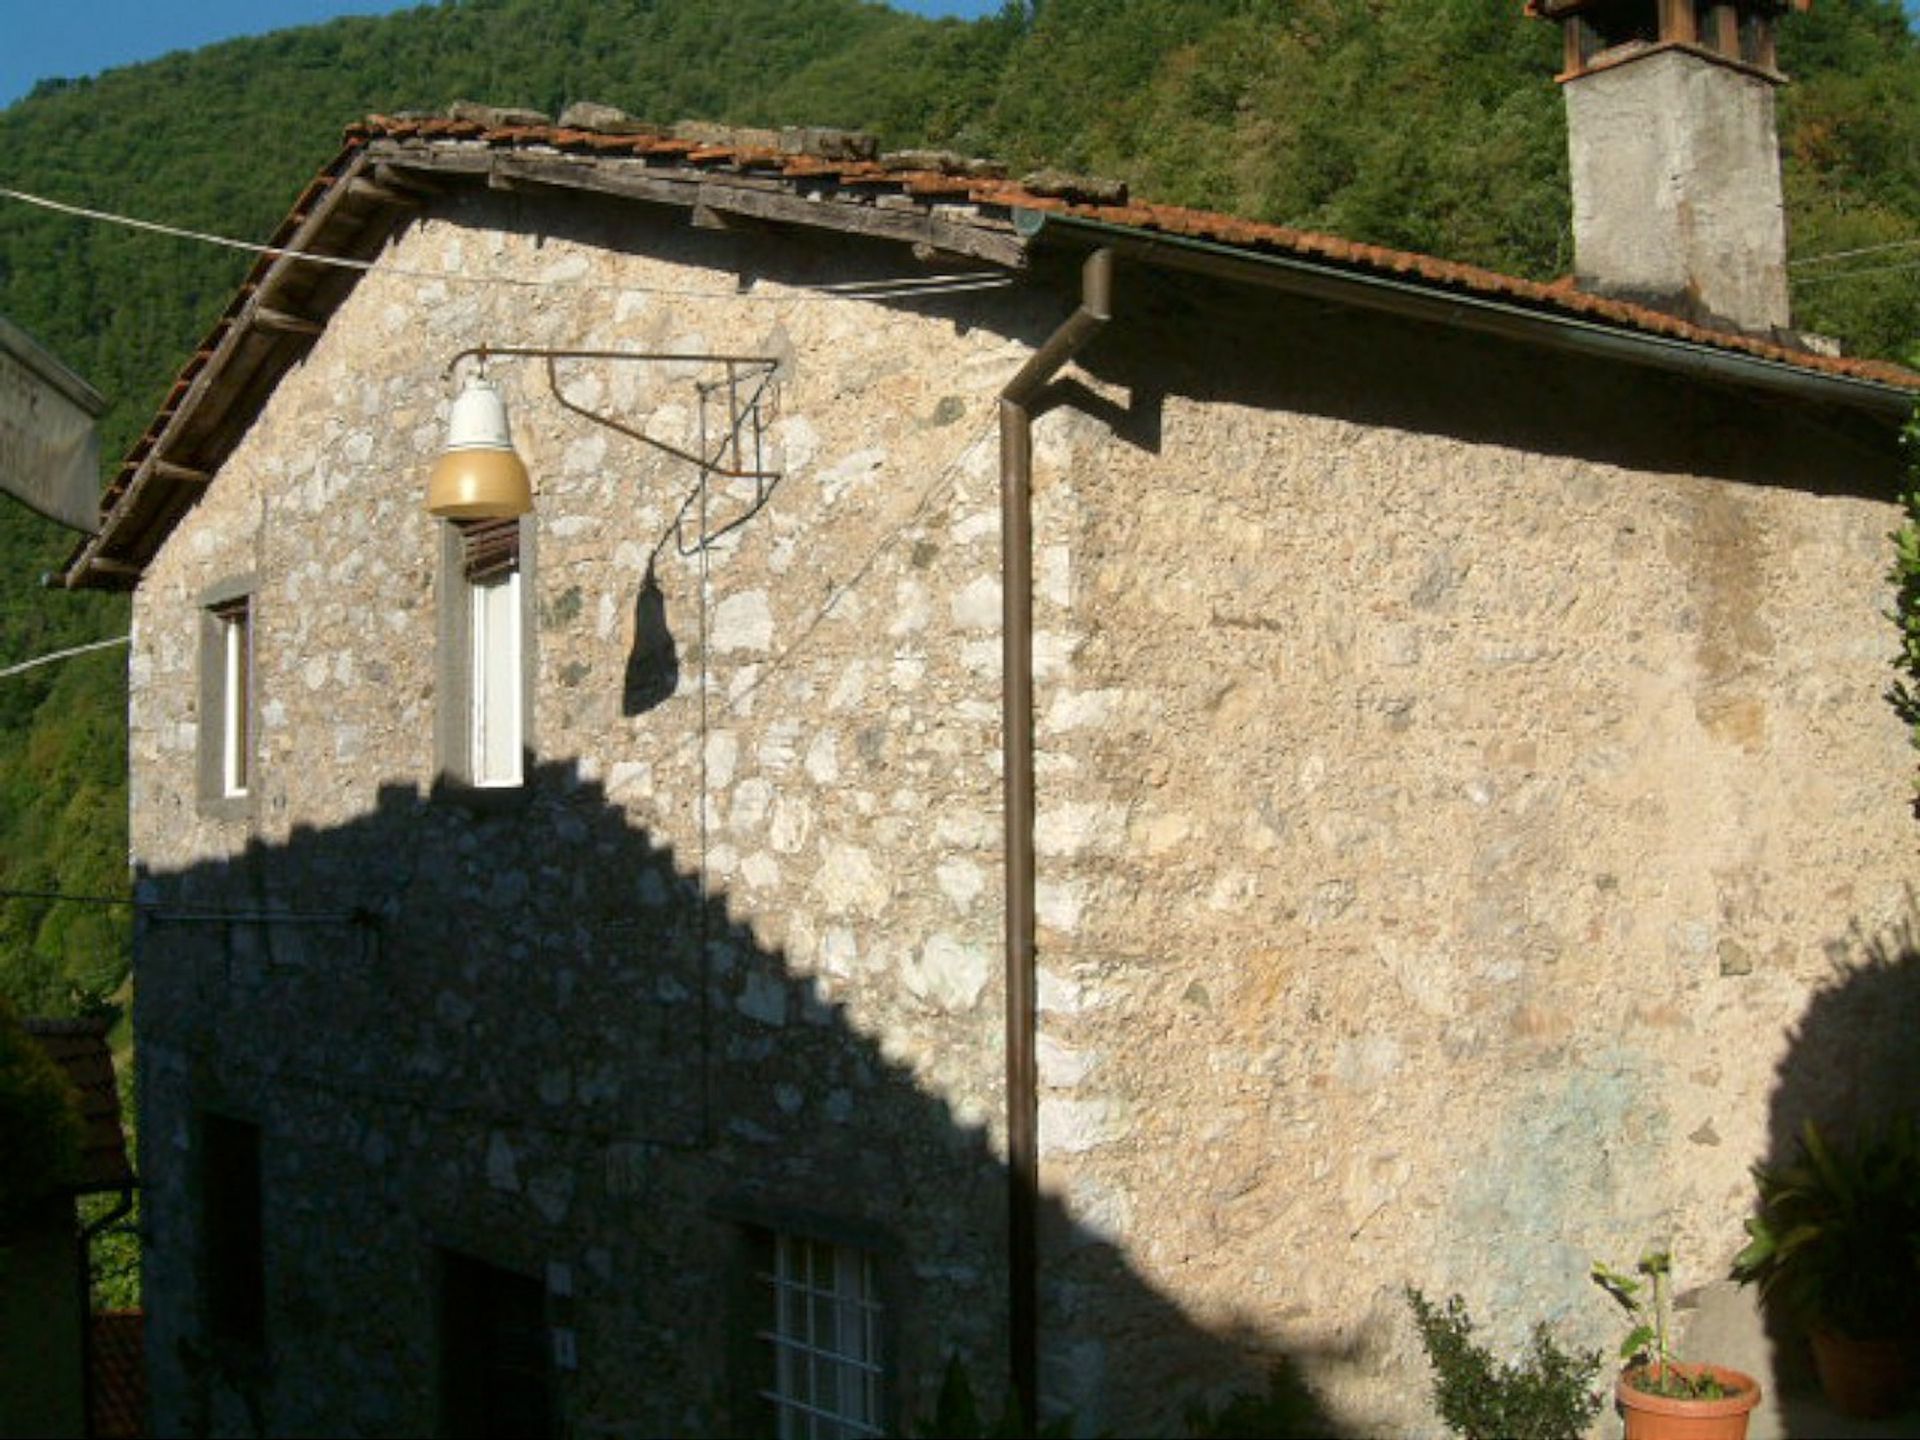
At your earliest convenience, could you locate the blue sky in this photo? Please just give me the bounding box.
[0,1,1005,109]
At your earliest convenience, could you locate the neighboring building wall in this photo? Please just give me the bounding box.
[0,1198,86,1438]
[129,185,1912,1436]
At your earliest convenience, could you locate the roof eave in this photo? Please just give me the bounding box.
[1021,209,1918,424]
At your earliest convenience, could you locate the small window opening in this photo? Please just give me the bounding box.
[212,598,251,797]
[439,1250,556,1439]
[201,1113,265,1349]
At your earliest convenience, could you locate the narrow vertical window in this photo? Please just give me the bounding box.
[198,579,257,816]
[441,518,526,790]
[757,1233,883,1440]
[215,598,251,797]
[470,567,522,787]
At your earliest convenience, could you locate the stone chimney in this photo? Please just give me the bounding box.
[1529,0,1812,336]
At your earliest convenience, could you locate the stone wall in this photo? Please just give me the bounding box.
[128,183,1914,1435]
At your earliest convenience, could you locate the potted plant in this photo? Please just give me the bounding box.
[1593,1252,1761,1440]
[1732,1116,1920,1418]
[1404,1287,1604,1440]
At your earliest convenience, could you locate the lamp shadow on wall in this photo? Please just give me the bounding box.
[621,562,677,716]
[137,761,1357,1437]
[1751,904,1920,1431]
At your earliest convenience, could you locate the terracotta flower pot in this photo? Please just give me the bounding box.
[1811,1330,1917,1419]
[1614,1363,1761,1440]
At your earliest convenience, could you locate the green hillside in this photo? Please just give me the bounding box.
[0,0,1916,1032]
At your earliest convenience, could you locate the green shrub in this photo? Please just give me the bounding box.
[1406,1288,1603,1440]
[1889,408,1920,781]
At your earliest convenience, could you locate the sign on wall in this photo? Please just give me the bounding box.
[0,316,103,534]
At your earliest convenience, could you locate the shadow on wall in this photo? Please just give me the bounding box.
[135,761,1356,1439]
[1752,906,1920,1430]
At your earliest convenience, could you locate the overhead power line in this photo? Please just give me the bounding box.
[1791,236,1920,267]
[0,184,1014,303]
[0,634,129,679]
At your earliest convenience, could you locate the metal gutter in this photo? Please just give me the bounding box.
[997,246,1112,1425]
[1015,210,1918,423]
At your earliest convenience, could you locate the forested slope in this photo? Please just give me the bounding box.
[0,0,1915,1027]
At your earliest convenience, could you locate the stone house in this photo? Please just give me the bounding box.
[58,2,1920,1434]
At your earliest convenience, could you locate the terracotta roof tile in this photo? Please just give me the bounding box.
[56,109,1920,591]
[24,1019,133,1193]
[90,1310,145,1440]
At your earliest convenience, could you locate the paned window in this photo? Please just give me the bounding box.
[756,1233,883,1440]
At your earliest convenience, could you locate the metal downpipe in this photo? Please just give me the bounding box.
[999,246,1112,1423]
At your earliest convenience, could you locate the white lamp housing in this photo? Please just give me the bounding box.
[427,375,533,519]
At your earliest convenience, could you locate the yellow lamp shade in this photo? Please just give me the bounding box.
[428,375,533,519]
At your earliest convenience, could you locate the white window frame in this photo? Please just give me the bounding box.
[758,1234,884,1440]
[468,567,523,788]
[438,518,530,793]
[217,600,251,797]
[198,579,256,817]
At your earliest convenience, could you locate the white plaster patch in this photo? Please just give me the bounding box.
[890,579,931,636]
[804,732,840,784]
[904,932,990,1010]
[776,415,820,473]
[952,509,997,546]
[1037,1033,1094,1088]
[607,761,652,802]
[1033,630,1079,679]
[813,843,889,916]
[1334,1034,1403,1091]
[741,851,782,889]
[1036,802,1127,858]
[711,590,773,652]
[757,721,801,771]
[1037,967,1089,1016]
[937,858,985,912]
[819,447,887,505]
[935,810,997,851]
[705,731,738,789]
[1035,881,1082,934]
[1046,689,1124,732]
[951,576,1002,631]
[1039,543,1072,608]
[1375,935,1456,1018]
[769,795,813,854]
[731,777,773,831]
[829,663,869,710]
[821,927,858,978]
[1039,1096,1125,1155]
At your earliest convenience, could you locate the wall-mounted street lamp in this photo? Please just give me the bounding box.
[427,369,532,519]
[426,346,782,521]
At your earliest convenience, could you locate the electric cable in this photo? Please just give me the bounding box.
[0,633,129,678]
[0,183,1015,303]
